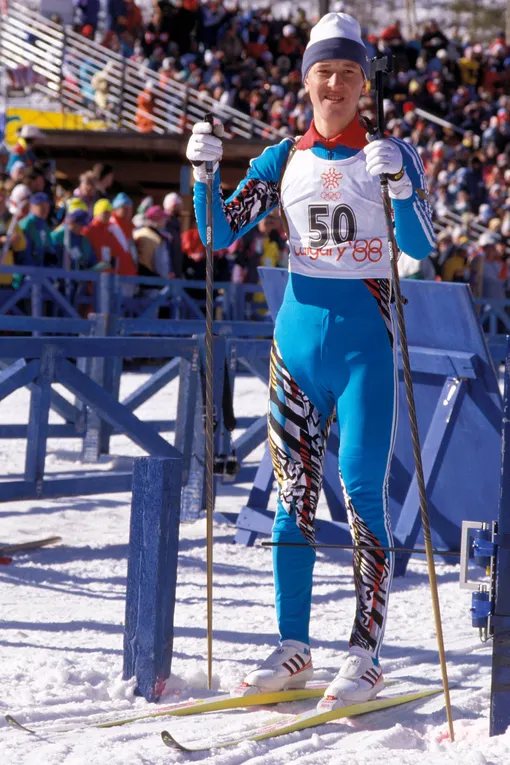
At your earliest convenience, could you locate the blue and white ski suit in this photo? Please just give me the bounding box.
[193,120,435,659]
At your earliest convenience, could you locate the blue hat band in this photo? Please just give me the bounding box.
[302,38,369,81]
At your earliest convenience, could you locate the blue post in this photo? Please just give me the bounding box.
[31,279,43,337]
[123,455,183,702]
[177,345,205,521]
[98,271,118,315]
[24,344,58,494]
[82,315,107,464]
[490,339,510,735]
[83,274,119,460]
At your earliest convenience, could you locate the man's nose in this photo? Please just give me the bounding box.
[327,73,344,89]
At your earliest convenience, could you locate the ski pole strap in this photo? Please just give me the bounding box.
[386,166,405,182]
[198,350,236,433]
[222,358,237,433]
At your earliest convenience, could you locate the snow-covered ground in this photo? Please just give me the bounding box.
[0,372,509,764]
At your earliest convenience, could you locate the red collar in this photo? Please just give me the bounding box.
[297,115,368,150]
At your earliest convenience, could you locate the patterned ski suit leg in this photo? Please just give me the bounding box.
[269,339,334,647]
[268,275,396,659]
[334,280,396,661]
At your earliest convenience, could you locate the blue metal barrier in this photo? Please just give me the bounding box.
[0,265,506,361]
[0,265,269,322]
[235,270,502,576]
[0,337,189,501]
[0,323,274,517]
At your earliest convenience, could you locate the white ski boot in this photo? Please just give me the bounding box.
[317,646,383,711]
[234,639,313,696]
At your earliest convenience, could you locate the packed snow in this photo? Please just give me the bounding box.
[1,371,509,764]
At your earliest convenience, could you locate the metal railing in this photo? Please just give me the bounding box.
[0,2,282,141]
[0,265,270,323]
[1,3,474,147]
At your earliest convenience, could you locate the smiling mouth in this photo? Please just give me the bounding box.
[325,96,345,103]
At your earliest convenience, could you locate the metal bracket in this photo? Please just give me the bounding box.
[460,520,484,591]
[213,453,240,483]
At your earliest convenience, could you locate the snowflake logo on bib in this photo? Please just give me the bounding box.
[320,168,343,201]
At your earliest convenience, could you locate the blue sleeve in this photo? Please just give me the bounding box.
[193,138,293,250]
[390,139,436,261]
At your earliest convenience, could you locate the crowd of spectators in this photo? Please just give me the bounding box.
[2,1,510,309]
[0,123,288,317]
[66,1,510,299]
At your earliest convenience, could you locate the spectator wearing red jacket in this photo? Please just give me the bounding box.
[83,198,124,270]
[135,82,156,133]
[109,192,138,295]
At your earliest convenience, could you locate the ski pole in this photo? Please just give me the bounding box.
[368,54,455,742]
[204,111,215,691]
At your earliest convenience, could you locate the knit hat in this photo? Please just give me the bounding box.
[145,205,166,222]
[30,191,51,205]
[67,197,88,213]
[93,198,112,217]
[68,208,90,225]
[301,13,369,81]
[112,192,133,209]
[163,192,182,211]
[9,161,26,178]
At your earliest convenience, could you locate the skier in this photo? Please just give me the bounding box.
[186,12,435,710]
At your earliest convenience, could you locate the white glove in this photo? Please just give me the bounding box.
[363,138,413,200]
[186,120,224,182]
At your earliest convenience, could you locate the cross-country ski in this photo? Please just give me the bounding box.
[161,687,443,751]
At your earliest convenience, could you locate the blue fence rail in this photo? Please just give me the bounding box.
[0,266,270,322]
[0,267,506,361]
[0,325,274,514]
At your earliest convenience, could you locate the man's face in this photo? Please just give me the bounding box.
[69,221,84,235]
[152,216,166,231]
[167,202,181,217]
[81,179,95,197]
[31,202,50,220]
[305,59,365,126]
[97,211,111,224]
[115,204,133,220]
[11,167,25,183]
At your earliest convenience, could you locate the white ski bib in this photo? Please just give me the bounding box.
[281,148,391,279]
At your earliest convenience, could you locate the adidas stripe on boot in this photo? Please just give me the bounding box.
[317,646,383,711]
[234,639,313,696]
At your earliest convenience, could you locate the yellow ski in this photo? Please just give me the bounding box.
[161,686,443,751]
[5,682,329,735]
